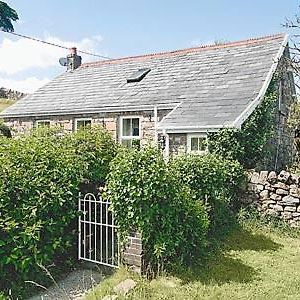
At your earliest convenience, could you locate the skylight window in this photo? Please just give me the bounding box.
[127,68,151,83]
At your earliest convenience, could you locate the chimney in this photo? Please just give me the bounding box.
[67,47,82,71]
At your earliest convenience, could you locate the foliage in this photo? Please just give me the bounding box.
[0,1,18,32]
[208,80,278,169]
[170,154,246,235]
[106,147,210,272]
[288,101,300,172]
[69,126,117,186]
[238,206,300,238]
[0,126,116,297]
[0,120,11,138]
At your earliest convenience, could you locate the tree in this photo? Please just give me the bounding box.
[0,121,12,137]
[0,1,18,32]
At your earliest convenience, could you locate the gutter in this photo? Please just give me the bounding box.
[157,124,232,134]
[0,103,178,119]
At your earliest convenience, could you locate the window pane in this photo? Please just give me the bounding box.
[132,118,139,136]
[122,119,131,136]
[77,120,91,130]
[198,138,206,151]
[191,137,199,151]
[77,121,85,129]
[37,121,50,128]
[84,120,91,128]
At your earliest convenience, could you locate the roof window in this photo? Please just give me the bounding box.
[127,68,151,83]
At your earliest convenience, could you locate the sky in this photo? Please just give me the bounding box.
[0,0,299,93]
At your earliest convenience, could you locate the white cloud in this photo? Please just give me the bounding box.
[0,76,50,93]
[0,34,104,75]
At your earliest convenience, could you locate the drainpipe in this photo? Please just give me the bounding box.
[154,105,158,144]
[163,129,170,160]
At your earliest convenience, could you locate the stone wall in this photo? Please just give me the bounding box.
[247,170,300,227]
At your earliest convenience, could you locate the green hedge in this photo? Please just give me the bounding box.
[106,147,210,272]
[170,154,246,235]
[70,127,117,186]
[0,126,116,297]
[106,149,245,273]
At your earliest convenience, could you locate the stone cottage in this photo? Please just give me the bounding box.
[0,34,295,166]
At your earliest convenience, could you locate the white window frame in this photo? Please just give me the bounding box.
[75,118,92,131]
[35,120,51,128]
[119,116,142,145]
[187,133,208,154]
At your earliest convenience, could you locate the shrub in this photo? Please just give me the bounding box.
[106,147,210,272]
[69,126,117,186]
[0,120,11,138]
[0,126,117,297]
[170,154,246,235]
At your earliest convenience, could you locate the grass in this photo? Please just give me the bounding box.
[85,214,300,300]
[0,98,16,112]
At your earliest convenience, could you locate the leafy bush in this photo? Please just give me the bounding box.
[106,147,210,272]
[0,292,7,300]
[70,127,117,186]
[0,126,116,297]
[170,154,246,235]
[0,120,11,138]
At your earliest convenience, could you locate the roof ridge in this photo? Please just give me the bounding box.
[81,33,286,68]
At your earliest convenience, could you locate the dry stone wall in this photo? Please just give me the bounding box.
[247,170,300,227]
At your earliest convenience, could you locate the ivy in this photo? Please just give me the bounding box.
[106,147,210,273]
[106,147,246,273]
[208,79,278,169]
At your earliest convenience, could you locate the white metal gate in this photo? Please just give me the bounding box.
[78,193,119,268]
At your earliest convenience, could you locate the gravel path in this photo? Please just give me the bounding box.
[28,267,105,300]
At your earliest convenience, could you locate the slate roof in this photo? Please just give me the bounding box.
[1,34,288,132]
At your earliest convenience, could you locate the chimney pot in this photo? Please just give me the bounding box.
[70,47,77,55]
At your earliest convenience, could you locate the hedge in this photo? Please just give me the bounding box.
[170,154,246,235]
[0,126,116,297]
[106,148,246,274]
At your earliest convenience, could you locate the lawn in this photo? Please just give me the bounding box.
[0,98,15,112]
[85,217,300,300]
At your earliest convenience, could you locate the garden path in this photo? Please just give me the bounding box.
[28,267,104,300]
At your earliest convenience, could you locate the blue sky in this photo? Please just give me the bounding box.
[0,0,299,93]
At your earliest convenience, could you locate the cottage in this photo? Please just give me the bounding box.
[0,34,295,162]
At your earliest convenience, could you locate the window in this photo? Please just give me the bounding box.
[187,134,207,154]
[120,117,141,148]
[127,68,151,83]
[75,118,92,131]
[36,120,50,128]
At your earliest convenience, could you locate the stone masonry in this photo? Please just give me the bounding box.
[4,110,161,146]
[122,232,143,273]
[247,170,300,227]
